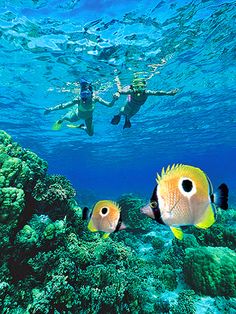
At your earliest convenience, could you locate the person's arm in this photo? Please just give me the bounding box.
[115,75,130,95]
[44,99,77,114]
[94,93,119,108]
[146,88,179,96]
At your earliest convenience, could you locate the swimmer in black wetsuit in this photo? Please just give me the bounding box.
[111,76,179,129]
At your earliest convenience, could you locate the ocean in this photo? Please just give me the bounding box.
[0,0,236,313]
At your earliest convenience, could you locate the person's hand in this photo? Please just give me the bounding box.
[169,88,179,95]
[44,108,51,115]
[113,92,120,100]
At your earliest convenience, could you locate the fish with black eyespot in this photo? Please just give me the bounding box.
[141,164,229,240]
[82,200,126,239]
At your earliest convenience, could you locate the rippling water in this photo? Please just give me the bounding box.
[0,0,235,198]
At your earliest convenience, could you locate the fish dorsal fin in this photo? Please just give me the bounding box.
[112,201,121,212]
[195,204,215,229]
[170,227,184,240]
[156,164,184,184]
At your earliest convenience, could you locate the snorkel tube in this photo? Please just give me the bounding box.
[80,78,93,102]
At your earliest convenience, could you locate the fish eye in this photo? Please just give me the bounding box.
[100,207,109,217]
[182,179,193,192]
[178,177,196,197]
[150,201,158,209]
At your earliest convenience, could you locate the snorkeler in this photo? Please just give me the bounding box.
[44,79,118,136]
[111,76,179,129]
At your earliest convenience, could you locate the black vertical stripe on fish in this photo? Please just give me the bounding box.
[114,217,122,232]
[150,185,165,225]
[82,207,91,220]
[206,175,214,202]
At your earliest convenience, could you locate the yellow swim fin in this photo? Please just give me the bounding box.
[102,233,110,239]
[52,121,62,131]
[195,204,216,229]
[170,227,184,240]
[88,220,97,232]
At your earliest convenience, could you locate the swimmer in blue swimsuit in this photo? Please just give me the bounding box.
[111,76,178,129]
[44,79,118,136]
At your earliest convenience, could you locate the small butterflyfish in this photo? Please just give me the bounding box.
[82,200,126,239]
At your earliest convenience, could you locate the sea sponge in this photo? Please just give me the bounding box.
[184,246,236,297]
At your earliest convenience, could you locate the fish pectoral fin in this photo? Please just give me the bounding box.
[102,233,110,239]
[170,227,184,240]
[195,204,215,229]
[88,220,97,232]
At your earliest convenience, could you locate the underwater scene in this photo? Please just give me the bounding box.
[0,0,236,313]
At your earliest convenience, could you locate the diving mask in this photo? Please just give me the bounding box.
[132,78,146,93]
[81,90,92,102]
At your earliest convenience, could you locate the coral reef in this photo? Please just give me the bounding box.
[117,193,151,231]
[171,290,196,314]
[190,208,236,250]
[184,246,236,297]
[0,130,235,313]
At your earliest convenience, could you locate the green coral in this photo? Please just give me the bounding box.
[0,130,47,192]
[32,174,76,206]
[190,209,236,250]
[171,290,196,314]
[117,193,151,231]
[0,187,25,226]
[2,129,235,313]
[184,247,236,297]
[154,264,177,291]
[15,225,39,249]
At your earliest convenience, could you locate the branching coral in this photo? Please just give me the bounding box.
[171,290,196,314]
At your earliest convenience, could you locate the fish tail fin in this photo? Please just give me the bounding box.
[170,227,184,240]
[195,203,216,229]
[102,233,110,239]
[214,183,229,210]
[82,207,90,220]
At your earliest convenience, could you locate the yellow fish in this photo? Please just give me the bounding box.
[141,164,228,240]
[85,200,126,239]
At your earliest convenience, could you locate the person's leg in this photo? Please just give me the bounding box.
[122,103,141,129]
[123,115,131,129]
[84,117,94,136]
[52,110,78,130]
[111,104,127,125]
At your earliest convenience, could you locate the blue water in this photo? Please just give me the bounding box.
[0,0,236,202]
